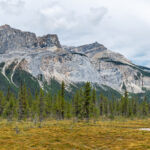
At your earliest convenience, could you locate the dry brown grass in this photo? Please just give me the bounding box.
[0,118,150,150]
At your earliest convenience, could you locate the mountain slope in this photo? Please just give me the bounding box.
[0,25,150,96]
[64,43,150,93]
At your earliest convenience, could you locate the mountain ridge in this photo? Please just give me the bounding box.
[0,24,61,54]
[0,25,150,95]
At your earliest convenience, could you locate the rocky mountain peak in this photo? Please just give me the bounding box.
[37,34,61,48]
[63,42,107,54]
[90,41,103,47]
[0,25,38,53]
[77,42,105,51]
[0,25,62,54]
[64,41,107,55]
[0,24,11,30]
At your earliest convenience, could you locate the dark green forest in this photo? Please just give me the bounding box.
[0,81,150,122]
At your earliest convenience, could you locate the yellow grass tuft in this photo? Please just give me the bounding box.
[0,119,150,149]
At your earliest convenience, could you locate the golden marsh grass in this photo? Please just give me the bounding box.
[0,119,150,149]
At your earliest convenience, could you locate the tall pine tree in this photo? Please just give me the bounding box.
[83,82,91,121]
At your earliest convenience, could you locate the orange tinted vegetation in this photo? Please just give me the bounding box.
[0,119,150,150]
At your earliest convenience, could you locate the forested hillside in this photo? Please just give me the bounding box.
[0,81,149,122]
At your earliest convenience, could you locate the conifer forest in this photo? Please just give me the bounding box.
[0,81,149,122]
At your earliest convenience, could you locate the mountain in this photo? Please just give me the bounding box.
[64,43,150,94]
[0,24,150,97]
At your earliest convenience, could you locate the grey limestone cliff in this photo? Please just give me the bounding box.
[0,24,61,54]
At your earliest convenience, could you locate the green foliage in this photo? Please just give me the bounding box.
[5,62,17,80]
[38,89,45,122]
[0,91,5,116]
[0,81,149,121]
[83,82,91,120]
[18,83,29,120]
[73,89,84,119]
[13,69,40,95]
[0,62,5,70]
[0,72,17,94]
[3,94,17,120]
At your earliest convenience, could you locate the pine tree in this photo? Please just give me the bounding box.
[0,91,5,117]
[132,98,137,116]
[45,92,53,118]
[38,89,45,122]
[109,100,114,119]
[27,89,33,117]
[18,83,28,120]
[103,97,108,116]
[73,91,80,119]
[148,102,150,115]
[73,89,84,120]
[65,101,72,119]
[99,94,104,116]
[6,86,11,102]
[60,81,65,119]
[127,100,132,117]
[142,96,148,116]
[121,90,128,116]
[18,83,24,120]
[54,92,61,120]
[83,82,91,121]
[22,84,29,118]
[31,96,38,121]
[61,81,65,99]
[91,88,97,118]
[3,94,16,120]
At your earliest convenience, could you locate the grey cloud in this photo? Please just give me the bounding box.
[34,5,108,43]
[0,0,25,14]
[89,7,108,25]
[0,0,150,67]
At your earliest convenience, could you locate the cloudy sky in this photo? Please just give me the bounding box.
[0,0,150,67]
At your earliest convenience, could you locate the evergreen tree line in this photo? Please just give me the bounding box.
[0,81,150,121]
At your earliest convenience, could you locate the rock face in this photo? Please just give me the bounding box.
[0,25,37,53]
[0,25,150,94]
[69,42,106,53]
[0,25,61,54]
[38,34,61,48]
[67,43,146,93]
